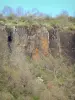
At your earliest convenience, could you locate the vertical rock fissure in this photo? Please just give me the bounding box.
[56,29,61,56]
[7,29,13,53]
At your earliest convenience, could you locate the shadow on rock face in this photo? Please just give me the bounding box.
[6,27,13,53]
[71,33,75,59]
[59,30,75,64]
[1,24,75,64]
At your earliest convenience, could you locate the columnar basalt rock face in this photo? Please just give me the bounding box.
[59,30,75,61]
[0,24,8,66]
[13,25,49,60]
[1,23,75,65]
[49,28,61,56]
[37,27,49,56]
[10,26,28,66]
[4,25,49,66]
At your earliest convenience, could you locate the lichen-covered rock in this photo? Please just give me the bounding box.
[0,24,8,67]
[1,23,75,66]
[49,28,61,56]
[12,25,49,61]
[59,30,75,62]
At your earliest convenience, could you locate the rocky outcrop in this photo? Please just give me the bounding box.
[49,27,75,61]
[0,23,75,66]
[4,25,49,67]
[59,30,75,61]
[0,24,8,67]
[12,25,49,58]
[49,28,61,56]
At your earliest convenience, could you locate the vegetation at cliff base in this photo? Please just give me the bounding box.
[0,54,75,100]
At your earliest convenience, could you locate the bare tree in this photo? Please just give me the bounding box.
[16,7,24,17]
[32,8,39,16]
[2,6,13,16]
[0,13,3,19]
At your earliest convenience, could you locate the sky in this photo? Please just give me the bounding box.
[0,0,75,17]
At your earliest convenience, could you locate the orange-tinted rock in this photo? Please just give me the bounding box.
[40,37,49,56]
[32,48,40,60]
[47,82,53,89]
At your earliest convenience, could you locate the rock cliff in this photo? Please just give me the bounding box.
[0,24,75,66]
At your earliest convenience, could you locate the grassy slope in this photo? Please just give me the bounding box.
[0,55,75,100]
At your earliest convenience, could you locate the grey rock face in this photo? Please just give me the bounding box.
[59,30,75,62]
[0,24,8,67]
[2,25,49,67]
[12,25,49,60]
[0,24,75,66]
[49,28,61,56]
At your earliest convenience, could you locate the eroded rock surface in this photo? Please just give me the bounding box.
[0,24,75,66]
[12,25,49,60]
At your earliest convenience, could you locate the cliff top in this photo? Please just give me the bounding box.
[0,14,75,31]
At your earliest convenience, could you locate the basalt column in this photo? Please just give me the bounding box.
[49,28,61,57]
[0,24,8,67]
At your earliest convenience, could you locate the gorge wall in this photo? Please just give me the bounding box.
[0,24,75,67]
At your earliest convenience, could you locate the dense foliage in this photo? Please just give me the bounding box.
[0,55,75,100]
